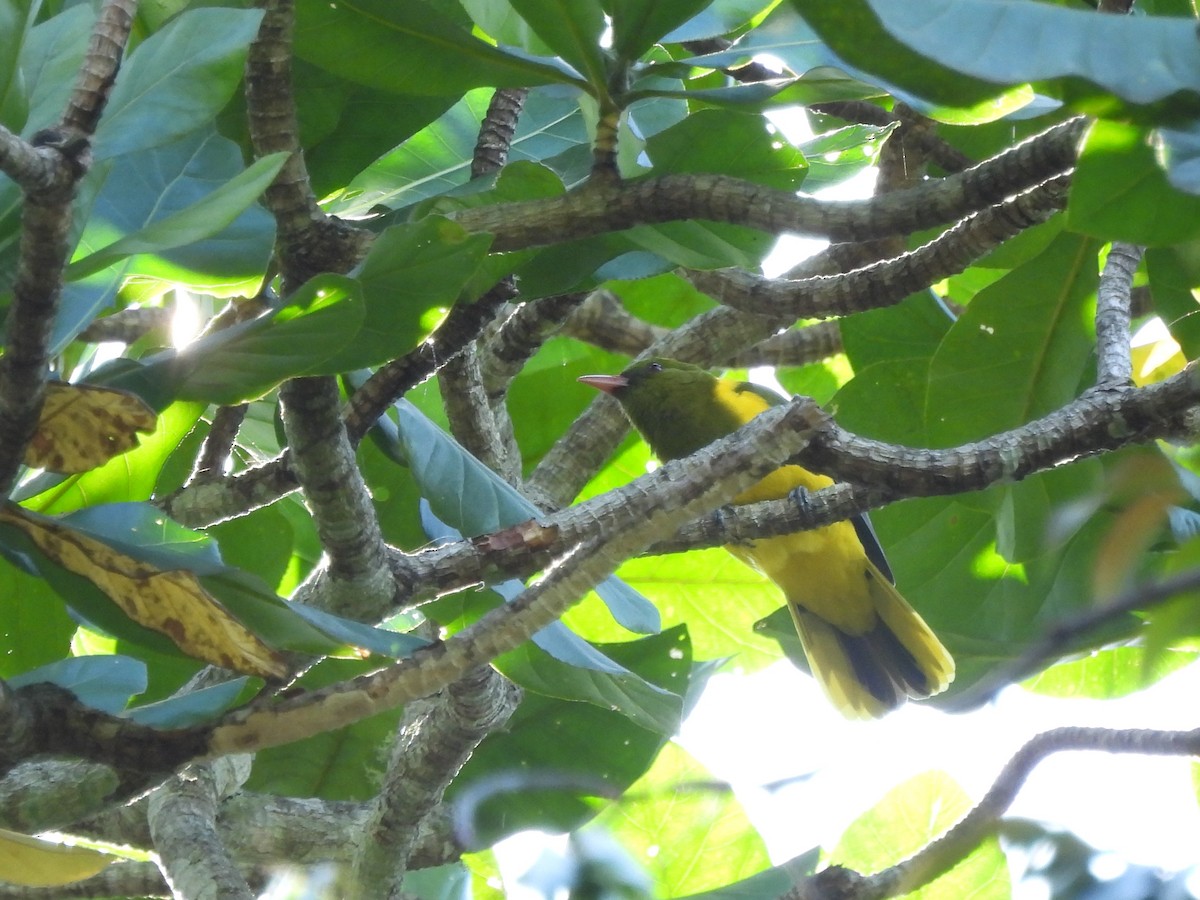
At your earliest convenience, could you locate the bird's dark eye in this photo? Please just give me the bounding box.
[648,362,663,373]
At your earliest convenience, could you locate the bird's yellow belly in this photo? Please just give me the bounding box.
[727,465,876,634]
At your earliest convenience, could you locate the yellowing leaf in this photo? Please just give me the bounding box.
[0,827,112,886]
[26,382,157,474]
[0,507,287,679]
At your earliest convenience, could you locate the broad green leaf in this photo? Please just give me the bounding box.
[1070,121,1200,245]
[168,275,364,404]
[1146,245,1200,358]
[95,8,265,160]
[68,152,286,280]
[787,1,1005,108]
[0,0,29,130]
[606,0,715,62]
[47,129,278,353]
[320,218,494,372]
[219,57,457,200]
[925,231,1099,445]
[591,741,772,896]
[450,635,682,844]
[126,677,251,728]
[1159,122,1200,195]
[602,546,783,670]
[9,655,147,714]
[633,70,886,112]
[246,657,405,800]
[509,0,608,87]
[644,108,807,189]
[21,5,91,132]
[293,0,579,97]
[868,0,1200,106]
[616,272,717,331]
[391,398,661,633]
[0,554,77,678]
[661,0,779,43]
[1024,645,1196,700]
[831,771,1009,899]
[331,86,588,216]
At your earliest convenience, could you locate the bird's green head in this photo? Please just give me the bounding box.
[578,358,744,461]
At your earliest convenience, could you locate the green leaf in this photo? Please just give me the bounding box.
[606,0,715,62]
[677,851,820,899]
[451,634,684,843]
[1070,121,1200,245]
[95,8,265,160]
[0,0,30,130]
[293,0,580,97]
[247,657,405,800]
[868,0,1200,106]
[509,0,608,87]
[126,677,251,728]
[590,741,772,896]
[9,655,147,714]
[330,87,588,216]
[320,218,494,372]
[645,108,807,189]
[1147,245,1200,358]
[831,771,1010,899]
[0,554,77,678]
[21,5,91,133]
[607,547,783,670]
[168,275,364,404]
[492,620,688,735]
[661,0,778,44]
[68,152,286,281]
[390,398,660,633]
[1024,645,1196,700]
[925,231,1099,445]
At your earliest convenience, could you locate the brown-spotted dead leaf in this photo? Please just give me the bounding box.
[0,827,113,886]
[25,382,157,474]
[0,507,287,679]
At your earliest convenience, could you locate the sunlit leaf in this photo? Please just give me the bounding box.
[832,771,1009,899]
[0,828,113,887]
[591,741,772,896]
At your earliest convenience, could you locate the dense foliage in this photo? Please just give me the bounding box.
[2,0,1200,897]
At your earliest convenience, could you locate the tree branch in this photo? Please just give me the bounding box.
[1095,242,1142,387]
[451,118,1084,251]
[348,667,519,897]
[0,0,135,496]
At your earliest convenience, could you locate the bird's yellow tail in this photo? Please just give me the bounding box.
[789,563,954,719]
